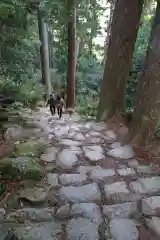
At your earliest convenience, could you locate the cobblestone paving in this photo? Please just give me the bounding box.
[0,108,160,239]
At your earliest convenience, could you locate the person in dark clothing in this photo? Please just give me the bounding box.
[46,94,56,115]
[56,93,65,119]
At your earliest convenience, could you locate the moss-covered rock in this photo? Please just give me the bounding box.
[0,156,45,181]
[14,139,45,157]
[4,125,25,141]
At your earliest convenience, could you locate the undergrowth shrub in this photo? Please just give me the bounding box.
[77,95,98,118]
[0,76,44,109]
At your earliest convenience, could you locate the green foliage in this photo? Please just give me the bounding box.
[0,0,43,113]
[18,79,44,107]
[125,13,153,111]
[0,0,106,117]
[0,0,155,121]
[0,0,39,80]
[125,13,154,111]
[76,90,99,117]
[77,101,98,117]
[0,76,43,108]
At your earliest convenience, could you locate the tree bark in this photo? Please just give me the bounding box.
[128,0,160,146]
[37,6,52,95]
[103,0,115,63]
[97,0,144,121]
[66,2,76,109]
[89,0,96,57]
[48,30,55,69]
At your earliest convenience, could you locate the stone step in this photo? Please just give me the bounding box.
[146,217,160,238]
[5,208,55,222]
[59,183,101,203]
[67,218,99,240]
[130,177,160,195]
[59,173,87,186]
[142,196,160,215]
[103,202,138,220]
[109,218,139,240]
[56,202,103,224]
[1,221,63,240]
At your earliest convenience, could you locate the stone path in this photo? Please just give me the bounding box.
[0,107,160,239]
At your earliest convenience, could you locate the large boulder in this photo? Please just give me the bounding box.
[0,156,45,181]
[14,140,45,157]
[4,125,26,141]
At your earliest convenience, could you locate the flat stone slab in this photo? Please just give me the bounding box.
[59,183,101,203]
[6,208,55,222]
[89,131,102,137]
[71,203,103,224]
[84,122,93,129]
[104,130,117,140]
[73,133,85,141]
[19,187,48,203]
[83,146,105,162]
[89,167,115,181]
[109,219,139,240]
[56,204,70,219]
[91,122,106,131]
[53,126,69,137]
[108,144,135,159]
[76,166,101,175]
[40,147,58,163]
[130,177,160,194]
[103,202,137,219]
[70,124,81,131]
[142,196,160,215]
[85,151,105,162]
[104,181,130,202]
[59,174,87,186]
[128,160,140,167]
[135,165,155,174]
[61,139,80,146]
[146,217,160,237]
[67,131,76,138]
[117,168,136,176]
[13,222,62,240]
[86,137,102,144]
[56,149,78,170]
[47,173,59,187]
[68,146,82,155]
[129,181,146,194]
[83,146,103,152]
[110,142,121,149]
[66,218,99,240]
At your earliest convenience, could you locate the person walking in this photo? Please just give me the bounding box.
[56,93,66,119]
[46,94,56,116]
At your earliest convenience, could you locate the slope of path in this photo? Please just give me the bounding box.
[0,107,160,239]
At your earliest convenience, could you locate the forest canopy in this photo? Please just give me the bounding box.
[0,0,158,146]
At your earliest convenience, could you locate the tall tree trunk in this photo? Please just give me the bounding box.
[103,0,115,63]
[48,30,55,69]
[66,1,76,109]
[97,0,144,121]
[37,6,52,95]
[89,0,96,57]
[128,0,160,147]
